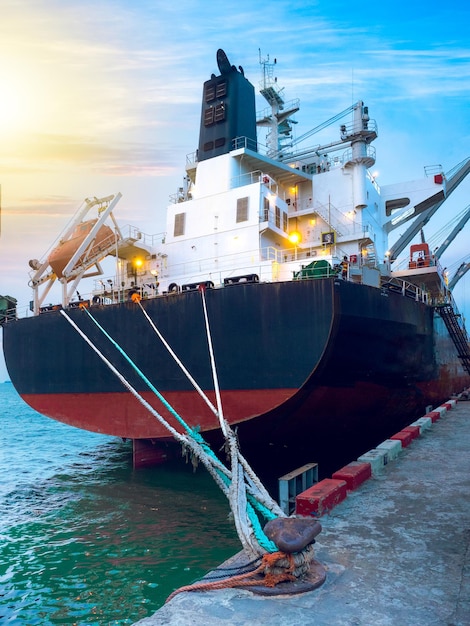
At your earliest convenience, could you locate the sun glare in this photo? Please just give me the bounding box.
[0,65,39,135]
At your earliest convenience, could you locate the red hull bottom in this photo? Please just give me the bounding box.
[19,373,469,483]
[21,388,294,439]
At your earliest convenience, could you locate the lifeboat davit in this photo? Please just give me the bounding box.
[48,219,114,279]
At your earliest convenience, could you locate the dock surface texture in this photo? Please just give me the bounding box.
[135,400,470,626]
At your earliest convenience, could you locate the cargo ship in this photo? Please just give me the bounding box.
[2,50,470,479]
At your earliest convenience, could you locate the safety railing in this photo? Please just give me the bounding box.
[381,276,429,303]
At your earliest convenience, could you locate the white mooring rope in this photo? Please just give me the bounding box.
[60,304,284,557]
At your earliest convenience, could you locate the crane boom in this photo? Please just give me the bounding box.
[448,262,470,291]
[389,157,470,261]
[291,103,356,146]
[435,204,470,260]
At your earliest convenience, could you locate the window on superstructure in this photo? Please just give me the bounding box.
[275,206,281,229]
[385,197,410,216]
[263,197,270,221]
[174,212,186,237]
[236,197,249,223]
[283,211,288,232]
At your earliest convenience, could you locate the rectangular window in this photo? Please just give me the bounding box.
[263,197,270,221]
[275,206,281,229]
[174,212,186,237]
[283,212,288,232]
[236,197,249,223]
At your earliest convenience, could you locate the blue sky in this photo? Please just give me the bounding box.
[0,0,469,380]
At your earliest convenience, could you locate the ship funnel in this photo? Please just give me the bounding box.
[197,50,257,162]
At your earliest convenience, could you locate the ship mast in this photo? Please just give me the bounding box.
[256,51,299,159]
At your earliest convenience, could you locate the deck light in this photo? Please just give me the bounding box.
[288,231,301,245]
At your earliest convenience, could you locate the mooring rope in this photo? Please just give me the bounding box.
[60,309,231,497]
[197,285,283,554]
[134,295,219,420]
[59,300,322,598]
[60,305,281,554]
[198,285,227,436]
[165,546,316,602]
[75,302,279,524]
[135,295,283,521]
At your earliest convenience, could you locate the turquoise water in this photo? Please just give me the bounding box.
[0,384,240,624]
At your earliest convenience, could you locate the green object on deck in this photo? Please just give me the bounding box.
[293,260,334,280]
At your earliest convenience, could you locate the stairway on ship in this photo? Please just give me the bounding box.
[436,303,470,374]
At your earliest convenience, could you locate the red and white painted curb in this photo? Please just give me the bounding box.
[295,392,464,517]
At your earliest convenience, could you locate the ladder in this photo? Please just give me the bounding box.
[436,303,470,374]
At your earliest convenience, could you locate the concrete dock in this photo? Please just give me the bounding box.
[135,399,470,626]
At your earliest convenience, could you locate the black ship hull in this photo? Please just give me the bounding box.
[3,278,468,476]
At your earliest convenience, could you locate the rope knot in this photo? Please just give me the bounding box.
[261,551,297,587]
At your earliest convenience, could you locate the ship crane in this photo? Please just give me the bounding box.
[277,101,377,165]
[289,104,357,147]
[256,52,376,163]
[433,203,470,261]
[448,260,470,291]
[388,157,470,262]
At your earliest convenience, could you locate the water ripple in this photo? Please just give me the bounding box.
[0,385,240,624]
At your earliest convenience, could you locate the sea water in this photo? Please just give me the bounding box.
[0,384,240,624]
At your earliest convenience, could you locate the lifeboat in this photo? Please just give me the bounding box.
[48,219,114,279]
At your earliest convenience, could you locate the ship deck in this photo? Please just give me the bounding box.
[135,391,470,626]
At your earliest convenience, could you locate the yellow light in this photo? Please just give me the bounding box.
[134,258,143,268]
[288,231,301,245]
